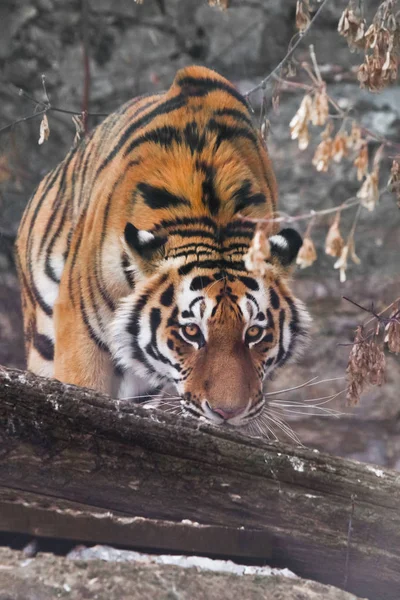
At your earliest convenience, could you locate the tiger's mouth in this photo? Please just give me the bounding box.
[143,390,265,427]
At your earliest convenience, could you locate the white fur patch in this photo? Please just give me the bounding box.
[269,234,288,249]
[138,230,155,244]
[34,269,59,308]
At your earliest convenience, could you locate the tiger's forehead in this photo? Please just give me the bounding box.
[174,269,273,322]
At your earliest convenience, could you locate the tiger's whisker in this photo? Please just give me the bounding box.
[270,406,343,417]
[263,376,345,397]
[261,410,303,446]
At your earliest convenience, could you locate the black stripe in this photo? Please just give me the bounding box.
[79,289,108,352]
[245,292,260,312]
[39,149,76,254]
[93,253,115,312]
[239,276,259,291]
[169,242,219,254]
[97,94,186,175]
[67,222,84,306]
[159,216,218,231]
[233,180,265,214]
[136,182,191,210]
[270,287,280,310]
[123,126,182,158]
[29,278,53,317]
[276,309,286,364]
[213,108,253,128]
[86,271,105,334]
[190,276,213,291]
[207,119,259,151]
[33,331,54,361]
[26,164,64,276]
[178,259,245,276]
[44,200,70,283]
[183,121,206,154]
[263,333,274,344]
[195,160,219,216]
[176,75,248,110]
[128,292,156,375]
[160,283,174,307]
[121,252,135,288]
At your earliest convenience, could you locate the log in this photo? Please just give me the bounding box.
[0,366,399,600]
[0,546,364,600]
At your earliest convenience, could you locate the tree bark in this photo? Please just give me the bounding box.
[1,366,399,599]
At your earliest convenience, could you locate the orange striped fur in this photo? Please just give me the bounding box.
[16,66,310,426]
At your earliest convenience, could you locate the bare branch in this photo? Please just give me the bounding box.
[244,0,332,98]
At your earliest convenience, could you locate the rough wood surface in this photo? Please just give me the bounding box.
[0,547,365,600]
[0,366,399,600]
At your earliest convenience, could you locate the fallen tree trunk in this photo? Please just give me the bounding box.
[0,546,364,600]
[0,366,399,600]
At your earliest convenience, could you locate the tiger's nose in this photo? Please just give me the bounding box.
[212,406,246,420]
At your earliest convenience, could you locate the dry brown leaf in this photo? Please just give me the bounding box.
[289,94,313,150]
[357,167,380,211]
[38,113,50,145]
[296,0,310,33]
[354,144,369,181]
[385,303,400,354]
[325,214,344,258]
[311,90,329,126]
[244,228,271,277]
[312,137,333,172]
[332,132,348,163]
[296,236,317,269]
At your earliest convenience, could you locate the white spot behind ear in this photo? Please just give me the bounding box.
[269,235,288,249]
[138,230,155,244]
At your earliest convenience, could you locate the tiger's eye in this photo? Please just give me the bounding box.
[183,324,201,338]
[247,326,262,338]
[245,325,265,345]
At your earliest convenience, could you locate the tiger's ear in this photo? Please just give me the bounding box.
[269,228,303,269]
[124,223,167,261]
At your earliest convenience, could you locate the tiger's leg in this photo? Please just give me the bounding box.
[15,252,55,377]
[53,293,114,394]
[27,309,55,378]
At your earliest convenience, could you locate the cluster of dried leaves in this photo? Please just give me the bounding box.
[288,62,386,281]
[338,0,400,92]
[285,24,400,281]
[346,299,400,405]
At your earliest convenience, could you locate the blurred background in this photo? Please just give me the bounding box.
[0,0,399,466]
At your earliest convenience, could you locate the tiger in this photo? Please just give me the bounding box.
[16,65,310,427]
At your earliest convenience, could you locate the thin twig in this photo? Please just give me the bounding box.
[241,196,361,225]
[244,0,332,97]
[0,110,48,135]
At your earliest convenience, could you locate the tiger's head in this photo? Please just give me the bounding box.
[110,217,310,427]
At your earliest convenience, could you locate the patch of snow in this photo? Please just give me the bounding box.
[365,465,385,478]
[229,494,242,502]
[289,457,305,472]
[67,545,297,579]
